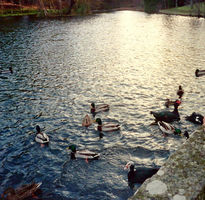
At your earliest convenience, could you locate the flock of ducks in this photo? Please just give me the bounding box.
[150,85,201,138]
[126,83,205,188]
[1,69,205,198]
[151,84,205,138]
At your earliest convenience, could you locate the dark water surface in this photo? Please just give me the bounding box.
[0,11,205,199]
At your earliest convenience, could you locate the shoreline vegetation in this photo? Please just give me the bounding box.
[159,2,205,18]
[0,0,144,18]
[0,1,205,18]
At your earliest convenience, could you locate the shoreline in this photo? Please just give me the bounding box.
[159,10,205,18]
[1,5,205,19]
[0,6,144,18]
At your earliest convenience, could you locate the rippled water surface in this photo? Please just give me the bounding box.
[0,11,205,199]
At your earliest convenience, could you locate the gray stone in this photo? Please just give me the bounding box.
[129,128,205,200]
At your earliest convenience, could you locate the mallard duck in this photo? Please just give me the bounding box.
[177,85,184,99]
[90,103,109,114]
[95,118,120,132]
[158,121,181,135]
[158,121,189,139]
[67,144,100,160]
[82,114,94,127]
[35,125,49,144]
[150,101,180,123]
[195,69,205,77]
[2,182,42,200]
[185,112,204,125]
[0,67,13,74]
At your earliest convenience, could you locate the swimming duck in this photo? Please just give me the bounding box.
[95,118,120,132]
[195,69,205,77]
[124,161,159,187]
[35,125,49,144]
[158,121,181,136]
[67,144,100,160]
[165,99,181,108]
[82,114,93,127]
[0,67,13,74]
[177,85,184,99]
[185,112,204,125]
[90,103,109,114]
[2,182,42,200]
[157,121,189,139]
[150,101,180,123]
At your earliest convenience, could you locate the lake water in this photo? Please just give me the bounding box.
[0,11,205,200]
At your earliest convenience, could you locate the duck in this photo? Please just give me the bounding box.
[95,118,120,132]
[165,99,181,108]
[195,69,205,77]
[0,67,13,74]
[177,85,184,99]
[67,144,100,160]
[1,182,42,200]
[35,125,49,144]
[90,103,109,114]
[185,112,204,125]
[158,121,181,136]
[150,101,180,123]
[124,161,159,187]
[82,114,93,127]
[158,121,189,139]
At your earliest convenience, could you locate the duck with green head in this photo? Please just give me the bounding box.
[95,118,120,132]
[90,103,109,115]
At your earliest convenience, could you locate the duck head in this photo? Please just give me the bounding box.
[174,128,181,135]
[9,67,13,74]
[36,125,41,133]
[173,101,181,114]
[69,144,77,153]
[124,161,134,170]
[95,118,102,125]
[195,69,199,77]
[175,99,181,107]
[91,103,95,108]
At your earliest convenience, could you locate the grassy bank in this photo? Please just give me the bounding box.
[0,8,71,17]
[0,9,38,17]
[159,2,205,17]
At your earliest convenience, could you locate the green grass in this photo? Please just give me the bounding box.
[0,8,39,17]
[159,2,205,17]
[0,8,70,17]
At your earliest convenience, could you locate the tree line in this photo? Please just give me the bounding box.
[0,0,143,16]
[0,0,204,16]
